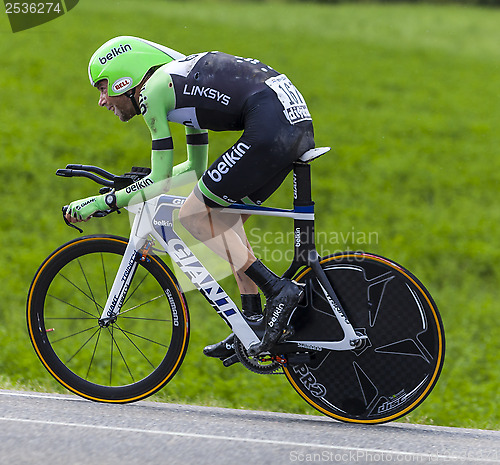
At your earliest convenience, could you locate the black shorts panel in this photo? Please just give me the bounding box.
[197,87,314,208]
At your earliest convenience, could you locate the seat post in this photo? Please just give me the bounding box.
[293,147,331,199]
[293,161,313,205]
[283,148,330,277]
[283,161,317,276]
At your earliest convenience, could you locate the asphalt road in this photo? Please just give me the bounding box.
[0,390,498,465]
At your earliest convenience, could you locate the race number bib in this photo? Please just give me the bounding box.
[265,74,312,125]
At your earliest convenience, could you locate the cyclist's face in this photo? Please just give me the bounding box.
[96,80,136,122]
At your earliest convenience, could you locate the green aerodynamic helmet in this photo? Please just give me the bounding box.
[88,36,185,96]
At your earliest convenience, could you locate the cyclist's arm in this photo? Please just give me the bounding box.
[103,71,207,210]
[66,74,175,220]
[68,71,208,219]
[99,73,175,211]
[172,126,209,181]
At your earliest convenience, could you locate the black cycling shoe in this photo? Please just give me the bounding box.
[248,279,305,356]
[203,334,235,359]
[203,293,262,359]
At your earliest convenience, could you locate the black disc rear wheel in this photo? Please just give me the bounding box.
[284,252,445,424]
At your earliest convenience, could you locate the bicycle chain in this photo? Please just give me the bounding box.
[234,337,283,375]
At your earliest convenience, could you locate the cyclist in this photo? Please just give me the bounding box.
[66,36,315,357]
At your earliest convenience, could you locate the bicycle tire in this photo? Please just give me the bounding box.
[283,252,445,424]
[27,235,189,403]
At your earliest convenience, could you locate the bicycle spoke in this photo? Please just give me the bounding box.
[48,294,98,319]
[118,294,164,316]
[107,325,135,384]
[64,327,101,364]
[85,329,102,380]
[113,325,169,349]
[58,273,104,315]
[78,258,101,315]
[120,316,170,322]
[109,325,114,385]
[113,323,158,369]
[50,324,101,344]
[123,271,149,306]
[101,252,110,297]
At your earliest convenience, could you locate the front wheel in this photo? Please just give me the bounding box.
[284,252,445,424]
[27,235,189,403]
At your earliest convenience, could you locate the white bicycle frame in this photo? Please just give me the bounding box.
[98,192,367,352]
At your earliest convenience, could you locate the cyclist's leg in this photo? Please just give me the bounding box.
[229,214,259,295]
[179,151,297,285]
[180,198,262,359]
[181,88,314,354]
[181,173,305,357]
[179,193,256,279]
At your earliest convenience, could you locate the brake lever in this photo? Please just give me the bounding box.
[61,206,119,233]
[62,206,83,234]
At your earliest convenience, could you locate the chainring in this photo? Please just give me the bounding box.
[234,337,282,375]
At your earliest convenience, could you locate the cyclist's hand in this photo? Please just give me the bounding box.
[66,195,103,222]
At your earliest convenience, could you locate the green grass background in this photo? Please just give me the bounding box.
[0,0,498,430]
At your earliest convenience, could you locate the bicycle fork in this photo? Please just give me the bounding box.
[98,237,146,327]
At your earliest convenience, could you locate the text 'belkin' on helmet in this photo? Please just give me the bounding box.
[88,36,185,96]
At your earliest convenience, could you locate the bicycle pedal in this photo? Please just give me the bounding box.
[279,326,295,342]
[222,354,239,367]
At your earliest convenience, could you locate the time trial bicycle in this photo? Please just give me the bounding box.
[26,147,445,424]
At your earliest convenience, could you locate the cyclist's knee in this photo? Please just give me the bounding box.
[178,194,207,234]
[178,203,194,232]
